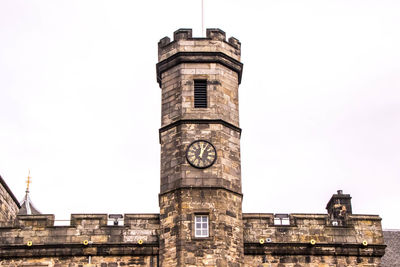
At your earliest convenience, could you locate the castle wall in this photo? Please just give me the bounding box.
[0,256,158,267]
[244,255,381,267]
[0,176,20,226]
[0,214,160,266]
[242,213,385,266]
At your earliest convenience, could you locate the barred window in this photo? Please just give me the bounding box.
[194,80,207,108]
[195,215,209,237]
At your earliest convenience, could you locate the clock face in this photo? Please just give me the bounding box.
[186,140,217,169]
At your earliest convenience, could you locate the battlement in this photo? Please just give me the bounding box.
[243,213,385,257]
[156,28,243,87]
[0,213,160,258]
[11,213,160,228]
[158,28,241,52]
[157,28,241,63]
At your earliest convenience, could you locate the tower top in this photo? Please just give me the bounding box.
[156,28,243,86]
[19,170,41,215]
[158,28,241,52]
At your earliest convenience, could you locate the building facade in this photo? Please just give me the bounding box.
[0,29,391,267]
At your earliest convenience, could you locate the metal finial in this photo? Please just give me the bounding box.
[26,170,32,192]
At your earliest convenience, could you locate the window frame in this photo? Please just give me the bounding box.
[194,214,209,238]
[273,214,290,226]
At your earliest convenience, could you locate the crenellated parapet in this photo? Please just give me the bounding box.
[243,212,386,261]
[158,28,241,60]
[0,213,160,258]
[156,28,243,87]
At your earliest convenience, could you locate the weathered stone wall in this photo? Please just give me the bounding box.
[0,256,158,267]
[157,28,242,128]
[159,188,243,267]
[0,214,159,266]
[0,176,20,227]
[243,213,385,266]
[160,124,241,194]
[159,62,240,127]
[382,230,400,267]
[244,255,382,267]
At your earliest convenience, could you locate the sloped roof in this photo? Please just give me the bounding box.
[0,175,21,209]
[382,230,400,267]
[18,190,41,215]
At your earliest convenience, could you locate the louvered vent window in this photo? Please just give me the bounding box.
[194,80,207,108]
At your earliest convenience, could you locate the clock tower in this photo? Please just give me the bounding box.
[157,29,244,267]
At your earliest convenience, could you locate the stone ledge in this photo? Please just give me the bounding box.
[17,214,55,227]
[0,242,159,258]
[124,214,159,220]
[159,181,243,197]
[159,119,241,143]
[71,214,108,227]
[156,52,243,87]
[244,242,386,257]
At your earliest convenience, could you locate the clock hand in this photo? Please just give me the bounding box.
[199,144,207,158]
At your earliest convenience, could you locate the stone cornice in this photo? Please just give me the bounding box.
[0,243,159,258]
[244,242,386,257]
[159,119,242,143]
[156,51,243,87]
[159,186,243,199]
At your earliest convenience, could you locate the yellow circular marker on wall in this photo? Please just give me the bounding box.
[138,239,143,245]
[310,239,316,245]
[259,238,265,244]
[362,240,368,246]
[83,240,89,246]
[26,241,33,247]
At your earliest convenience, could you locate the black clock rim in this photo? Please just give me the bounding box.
[186,139,217,169]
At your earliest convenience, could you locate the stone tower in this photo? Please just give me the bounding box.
[156,29,244,267]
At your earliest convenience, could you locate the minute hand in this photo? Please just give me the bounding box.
[199,145,207,158]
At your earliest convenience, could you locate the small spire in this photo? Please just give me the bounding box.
[18,170,41,215]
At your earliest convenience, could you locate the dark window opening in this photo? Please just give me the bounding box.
[194,80,207,108]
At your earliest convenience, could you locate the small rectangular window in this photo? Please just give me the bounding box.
[274,214,290,225]
[194,80,207,108]
[195,215,209,237]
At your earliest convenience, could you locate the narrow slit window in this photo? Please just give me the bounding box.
[194,215,209,237]
[194,80,207,108]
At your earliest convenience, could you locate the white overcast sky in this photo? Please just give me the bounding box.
[0,1,399,229]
